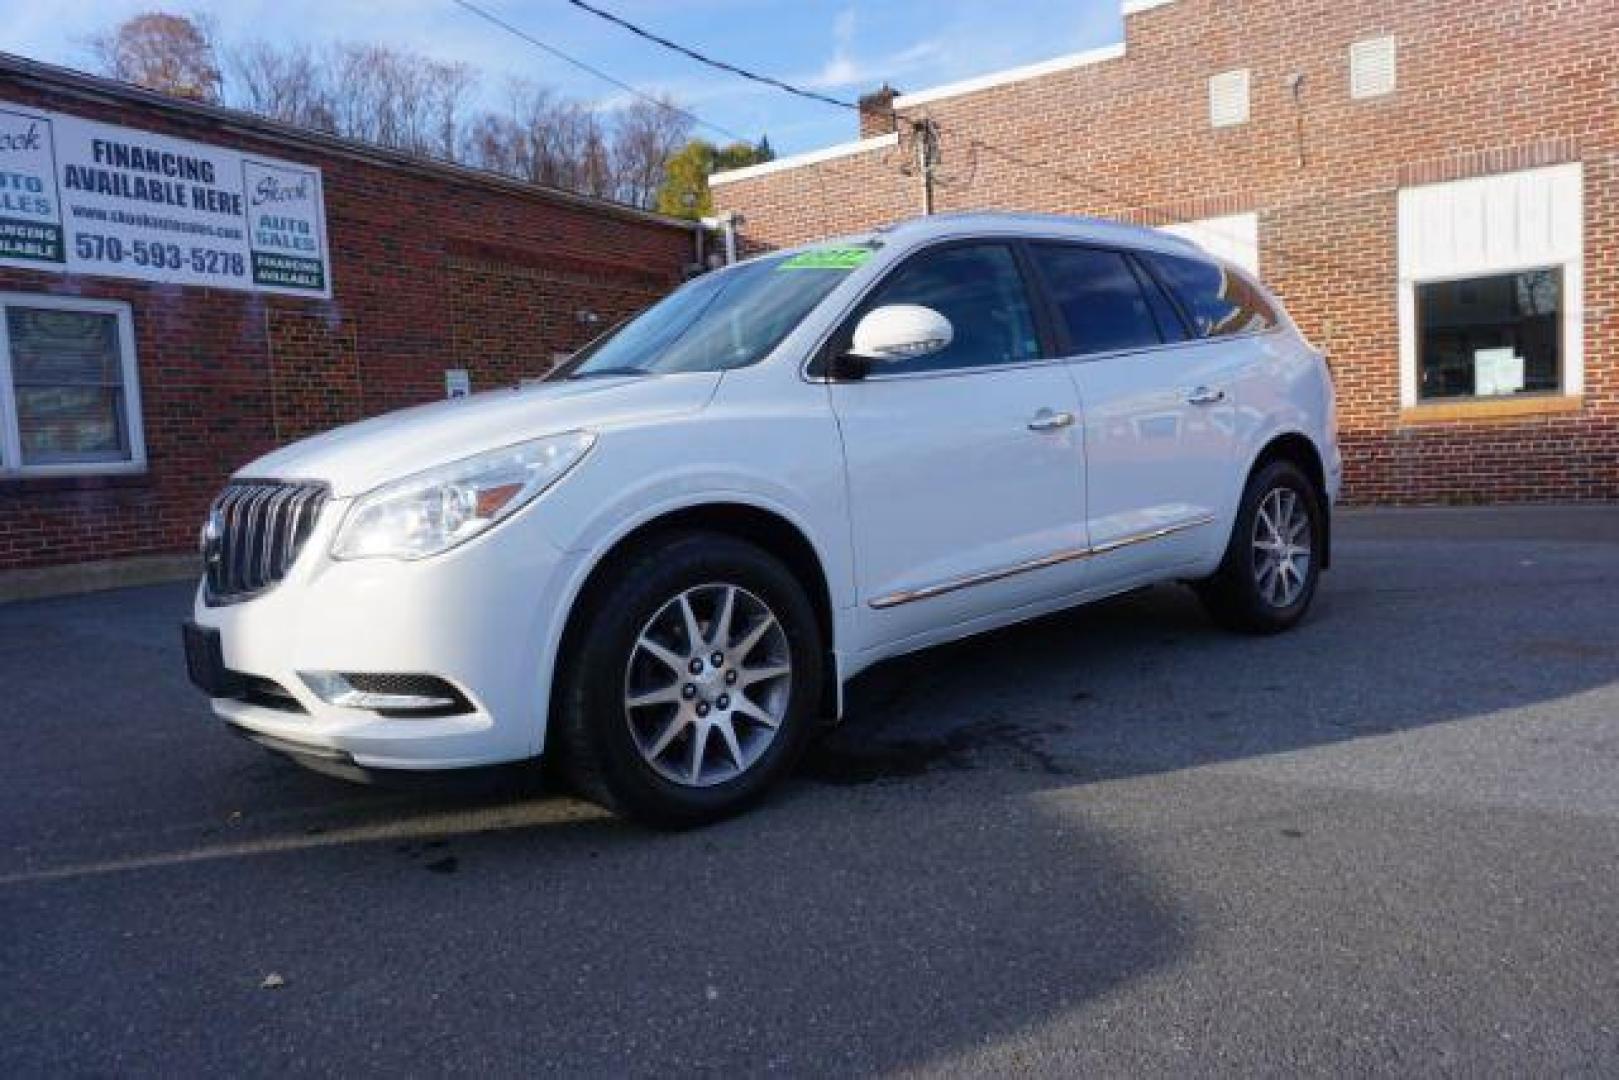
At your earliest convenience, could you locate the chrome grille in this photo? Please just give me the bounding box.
[203,480,329,602]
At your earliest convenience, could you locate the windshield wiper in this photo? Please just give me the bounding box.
[566,367,650,380]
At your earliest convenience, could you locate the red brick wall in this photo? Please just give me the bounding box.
[0,71,693,572]
[713,0,1619,505]
[267,311,362,445]
[446,245,670,390]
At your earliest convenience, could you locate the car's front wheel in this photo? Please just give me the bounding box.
[554,531,823,827]
[1195,458,1323,634]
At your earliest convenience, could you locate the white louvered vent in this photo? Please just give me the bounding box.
[1350,36,1397,99]
[1209,69,1250,128]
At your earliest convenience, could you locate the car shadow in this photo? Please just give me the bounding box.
[803,518,1619,792]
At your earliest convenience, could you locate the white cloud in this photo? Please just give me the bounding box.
[800,5,946,92]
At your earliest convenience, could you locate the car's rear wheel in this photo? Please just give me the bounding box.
[1195,458,1323,634]
[555,531,822,827]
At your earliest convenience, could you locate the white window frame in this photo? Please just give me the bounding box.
[1397,163,1583,408]
[0,293,146,477]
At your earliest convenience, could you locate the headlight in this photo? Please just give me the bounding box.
[330,431,595,561]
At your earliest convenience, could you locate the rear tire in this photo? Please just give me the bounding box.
[554,531,823,828]
[1195,458,1323,634]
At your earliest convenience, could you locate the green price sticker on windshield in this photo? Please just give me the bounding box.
[779,246,873,270]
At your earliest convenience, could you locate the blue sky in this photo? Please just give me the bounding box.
[1,0,1125,155]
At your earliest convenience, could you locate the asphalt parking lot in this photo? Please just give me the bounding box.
[3,506,1617,1076]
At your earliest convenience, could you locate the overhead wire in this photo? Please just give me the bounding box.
[929,117,1347,281]
[457,0,1343,284]
[448,0,752,143]
[558,0,862,112]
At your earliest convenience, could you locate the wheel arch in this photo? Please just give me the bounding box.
[1247,430,1332,569]
[548,500,841,741]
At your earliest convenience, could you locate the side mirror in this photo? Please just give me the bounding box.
[847,304,954,363]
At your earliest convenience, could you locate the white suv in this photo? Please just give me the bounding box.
[184,212,1339,825]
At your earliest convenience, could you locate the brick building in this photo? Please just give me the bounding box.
[711,0,1619,505]
[0,55,698,594]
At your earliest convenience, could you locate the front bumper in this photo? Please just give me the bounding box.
[191,500,580,771]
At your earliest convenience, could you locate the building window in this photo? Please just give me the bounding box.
[1209,69,1250,128]
[1416,269,1561,399]
[0,295,144,476]
[1350,36,1397,99]
[1397,163,1583,409]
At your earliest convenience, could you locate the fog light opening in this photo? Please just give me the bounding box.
[299,671,474,718]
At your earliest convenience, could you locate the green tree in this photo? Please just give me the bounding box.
[654,137,775,219]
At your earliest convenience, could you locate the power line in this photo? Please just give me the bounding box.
[939,123,1180,229]
[560,0,861,112]
[448,0,751,142]
[462,0,1300,272]
[930,118,1300,269]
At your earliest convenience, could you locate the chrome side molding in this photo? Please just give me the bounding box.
[869,514,1216,609]
[1088,515,1216,555]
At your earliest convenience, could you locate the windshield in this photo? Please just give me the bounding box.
[558,246,873,378]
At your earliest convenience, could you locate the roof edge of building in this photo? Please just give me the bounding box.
[892,41,1128,110]
[890,0,1178,111]
[0,51,698,233]
[711,1,1179,187]
[710,132,899,187]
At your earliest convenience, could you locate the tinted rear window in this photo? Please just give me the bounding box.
[1142,251,1278,338]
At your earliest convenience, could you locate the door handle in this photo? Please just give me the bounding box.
[1027,408,1075,432]
[1186,386,1226,406]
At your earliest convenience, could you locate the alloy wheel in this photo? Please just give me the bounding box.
[1251,487,1312,608]
[623,583,792,787]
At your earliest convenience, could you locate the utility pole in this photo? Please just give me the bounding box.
[913,118,940,216]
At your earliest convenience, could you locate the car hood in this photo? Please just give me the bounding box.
[239,372,719,497]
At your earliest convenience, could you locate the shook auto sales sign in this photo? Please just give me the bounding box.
[0,102,331,297]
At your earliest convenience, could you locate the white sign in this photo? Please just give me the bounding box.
[0,102,331,297]
[1474,347,1524,397]
[444,369,470,399]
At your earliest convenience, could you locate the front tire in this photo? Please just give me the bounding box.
[1196,459,1323,634]
[555,531,823,827]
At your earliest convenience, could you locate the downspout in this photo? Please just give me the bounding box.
[700,212,740,265]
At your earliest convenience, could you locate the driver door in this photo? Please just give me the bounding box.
[830,241,1091,651]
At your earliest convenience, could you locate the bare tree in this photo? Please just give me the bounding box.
[234,41,474,161]
[472,79,615,196]
[94,11,695,207]
[324,45,475,159]
[611,97,693,208]
[90,11,223,102]
[430,61,476,162]
[229,41,332,130]
[460,110,525,177]
[328,44,389,146]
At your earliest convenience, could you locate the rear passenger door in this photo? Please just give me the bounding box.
[1028,243,1244,583]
